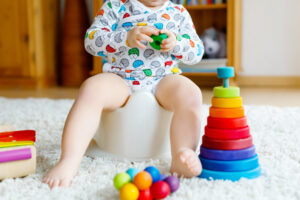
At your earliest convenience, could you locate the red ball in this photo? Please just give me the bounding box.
[138,188,152,200]
[151,181,170,199]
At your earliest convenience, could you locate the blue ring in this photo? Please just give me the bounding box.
[200,145,256,161]
[200,154,260,172]
[199,166,261,181]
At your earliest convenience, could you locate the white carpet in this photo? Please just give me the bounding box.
[0,97,300,200]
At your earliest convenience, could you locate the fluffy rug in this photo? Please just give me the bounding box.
[0,97,299,200]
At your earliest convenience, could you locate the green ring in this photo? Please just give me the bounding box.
[213,86,240,98]
[150,34,168,50]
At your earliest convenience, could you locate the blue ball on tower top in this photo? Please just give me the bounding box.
[126,168,140,182]
[144,166,161,183]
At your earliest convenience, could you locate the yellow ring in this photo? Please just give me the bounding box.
[212,97,243,108]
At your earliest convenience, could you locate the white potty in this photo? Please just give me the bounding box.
[86,91,173,160]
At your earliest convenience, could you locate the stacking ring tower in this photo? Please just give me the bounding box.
[198,67,261,181]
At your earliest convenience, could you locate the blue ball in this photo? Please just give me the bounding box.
[144,166,160,183]
[159,174,166,181]
[126,168,139,182]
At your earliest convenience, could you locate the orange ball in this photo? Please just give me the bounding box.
[133,171,153,190]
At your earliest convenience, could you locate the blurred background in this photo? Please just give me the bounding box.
[0,0,299,105]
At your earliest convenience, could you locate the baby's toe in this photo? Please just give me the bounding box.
[59,178,72,187]
[51,179,60,189]
[48,179,55,188]
[42,177,49,184]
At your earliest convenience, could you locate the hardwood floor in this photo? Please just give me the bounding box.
[0,87,299,106]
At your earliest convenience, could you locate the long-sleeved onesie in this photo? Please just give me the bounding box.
[85,0,204,93]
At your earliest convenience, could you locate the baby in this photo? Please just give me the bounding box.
[43,0,204,188]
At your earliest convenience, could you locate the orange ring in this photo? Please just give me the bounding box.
[210,107,244,118]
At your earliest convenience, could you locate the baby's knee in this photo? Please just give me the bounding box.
[80,73,122,92]
[179,89,202,110]
[173,80,202,109]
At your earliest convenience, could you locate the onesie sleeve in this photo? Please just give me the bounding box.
[171,7,204,65]
[84,0,128,58]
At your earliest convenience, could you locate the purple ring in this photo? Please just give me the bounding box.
[199,145,256,161]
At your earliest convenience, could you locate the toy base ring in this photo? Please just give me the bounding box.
[200,145,256,161]
[198,166,261,181]
[202,136,253,150]
[199,154,259,172]
[204,126,250,140]
[207,116,248,129]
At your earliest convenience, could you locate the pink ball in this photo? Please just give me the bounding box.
[151,181,171,199]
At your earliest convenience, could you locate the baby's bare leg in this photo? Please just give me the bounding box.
[156,75,202,178]
[43,73,130,188]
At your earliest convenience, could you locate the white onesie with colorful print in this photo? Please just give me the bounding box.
[85,0,204,94]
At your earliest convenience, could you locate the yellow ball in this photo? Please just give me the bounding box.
[119,183,139,200]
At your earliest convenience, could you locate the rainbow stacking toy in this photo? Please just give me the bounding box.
[0,129,36,180]
[198,67,261,181]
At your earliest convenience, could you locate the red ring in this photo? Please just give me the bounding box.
[207,116,248,129]
[205,126,250,140]
[202,136,253,150]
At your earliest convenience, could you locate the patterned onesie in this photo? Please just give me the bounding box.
[85,0,204,94]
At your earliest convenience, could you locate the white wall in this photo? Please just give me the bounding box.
[241,0,300,76]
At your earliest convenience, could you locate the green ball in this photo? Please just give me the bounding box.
[114,173,131,190]
[150,34,168,50]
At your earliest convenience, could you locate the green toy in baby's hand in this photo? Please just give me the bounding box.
[150,34,168,50]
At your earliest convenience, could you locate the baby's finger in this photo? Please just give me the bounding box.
[160,48,170,52]
[161,43,174,49]
[136,41,146,49]
[160,29,172,37]
[137,34,153,43]
[162,37,174,45]
[162,33,176,44]
[141,26,159,36]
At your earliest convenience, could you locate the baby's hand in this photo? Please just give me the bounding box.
[127,26,159,49]
[160,29,177,52]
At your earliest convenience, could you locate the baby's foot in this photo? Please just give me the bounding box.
[170,148,202,178]
[43,158,79,189]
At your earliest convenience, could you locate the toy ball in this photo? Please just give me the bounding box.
[159,174,166,181]
[114,173,131,190]
[144,166,160,183]
[137,188,152,200]
[151,181,171,199]
[164,175,180,193]
[119,183,139,200]
[133,171,153,190]
[126,168,140,182]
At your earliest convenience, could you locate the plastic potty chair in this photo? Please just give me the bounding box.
[86,91,173,161]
